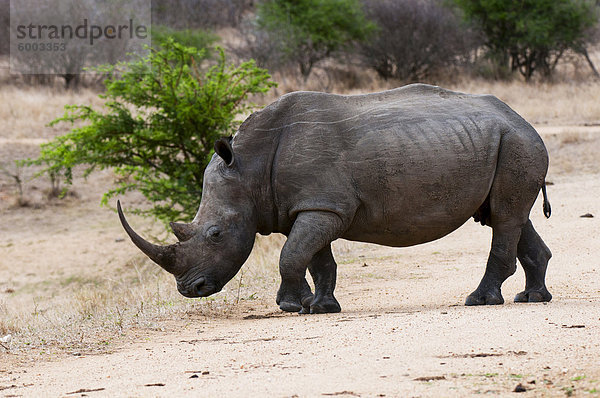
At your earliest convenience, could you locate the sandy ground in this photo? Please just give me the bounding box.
[1,126,600,397]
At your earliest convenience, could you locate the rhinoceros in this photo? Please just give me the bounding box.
[118,84,552,314]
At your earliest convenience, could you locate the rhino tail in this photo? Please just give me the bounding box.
[542,182,551,218]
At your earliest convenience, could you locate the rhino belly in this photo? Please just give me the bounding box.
[341,145,498,247]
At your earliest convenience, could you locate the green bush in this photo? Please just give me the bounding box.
[29,40,276,223]
[454,0,598,80]
[256,0,374,79]
[151,25,218,56]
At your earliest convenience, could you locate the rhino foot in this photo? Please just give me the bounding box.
[310,295,341,314]
[277,288,304,313]
[286,295,340,314]
[278,295,313,313]
[279,301,303,312]
[465,289,504,306]
[514,288,552,303]
[277,278,314,313]
[298,294,315,314]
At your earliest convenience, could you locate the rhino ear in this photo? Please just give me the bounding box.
[214,137,234,167]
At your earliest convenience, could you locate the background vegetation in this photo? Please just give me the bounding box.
[256,0,375,80]
[2,0,599,87]
[454,0,599,80]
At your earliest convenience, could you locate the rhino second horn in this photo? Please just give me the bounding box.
[170,222,197,242]
[117,200,179,274]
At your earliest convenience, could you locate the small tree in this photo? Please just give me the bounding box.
[256,0,374,80]
[29,40,276,223]
[360,0,478,82]
[454,0,598,80]
[232,18,289,72]
[151,25,218,53]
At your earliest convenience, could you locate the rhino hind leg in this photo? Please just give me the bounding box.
[465,224,521,305]
[466,131,547,306]
[514,220,552,303]
[277,211,345,313]
[306,244,341,314]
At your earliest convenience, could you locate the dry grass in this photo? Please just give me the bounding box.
[0,85,102,141]
[0,233,283,354]
[449,79,600,126]
[542,128,600,176]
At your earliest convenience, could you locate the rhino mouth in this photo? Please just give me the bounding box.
[194,281,221,297]
[177,277,222,298]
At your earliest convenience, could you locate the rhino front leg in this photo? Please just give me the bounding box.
[514,219,552,303]
[277,211,345,313]
[306,244,341,314]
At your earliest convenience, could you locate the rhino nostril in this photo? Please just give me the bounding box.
[194,277,206,295]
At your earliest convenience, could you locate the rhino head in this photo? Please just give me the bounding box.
[118,138,257,298]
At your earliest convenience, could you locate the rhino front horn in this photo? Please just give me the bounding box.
[117,200,179,274]
[170,222,197,242]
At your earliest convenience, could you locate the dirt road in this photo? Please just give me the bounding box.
[2,168,599,397]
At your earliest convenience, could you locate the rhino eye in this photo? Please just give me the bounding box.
[206,226,223,242]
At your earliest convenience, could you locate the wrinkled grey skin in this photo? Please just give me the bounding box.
[119,84,553,314]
